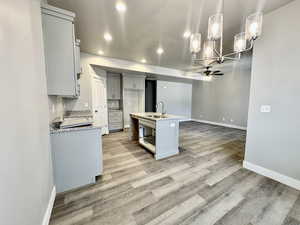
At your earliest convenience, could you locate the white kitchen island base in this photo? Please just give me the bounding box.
[130,113,181,160]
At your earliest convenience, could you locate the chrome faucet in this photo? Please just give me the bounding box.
[156,101,166,115]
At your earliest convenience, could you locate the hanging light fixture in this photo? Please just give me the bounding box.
[208,14,223,40]
[246,12,263,40]
[234,32,247,53]
[190,0,263,67]
[190,33,202,54]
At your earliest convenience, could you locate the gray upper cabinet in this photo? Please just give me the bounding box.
[123,74,145,90]
[42,4,80,98]
[107,73,121,100]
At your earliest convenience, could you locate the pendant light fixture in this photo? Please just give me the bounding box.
[190,0,263,67]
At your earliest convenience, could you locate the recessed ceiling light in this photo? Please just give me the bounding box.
[116,1,127,13]
[104,32,112,42]
[141,59,147,63]
[183,30,191,38]
[98,50,104,55]
[157,47,164,55]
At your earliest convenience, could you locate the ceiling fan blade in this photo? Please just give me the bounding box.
[213,73,224,76]
[212,70,221,74]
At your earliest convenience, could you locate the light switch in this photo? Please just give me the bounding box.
[170,123,175,127]
[260,105,271,113]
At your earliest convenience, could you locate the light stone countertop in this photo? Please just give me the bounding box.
[50,125,102,134]
[130,112,183,121]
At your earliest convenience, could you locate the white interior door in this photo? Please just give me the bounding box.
[92,75,108,135]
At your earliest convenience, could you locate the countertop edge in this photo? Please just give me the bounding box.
[130,113,183,121]
[50,126,102,134]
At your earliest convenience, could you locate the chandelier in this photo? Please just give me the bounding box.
[190,1,263,67]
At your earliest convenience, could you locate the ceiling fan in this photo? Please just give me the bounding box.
[194,66,224,77]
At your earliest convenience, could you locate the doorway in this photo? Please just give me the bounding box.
[145,80,157,112]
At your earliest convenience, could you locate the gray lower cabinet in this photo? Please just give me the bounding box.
[50,127,102,193]
[108,110,123,131]
[42,4,80,98]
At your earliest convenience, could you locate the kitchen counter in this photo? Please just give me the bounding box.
[50,125,102,134]
[50,125,103,193]
[130,112,183,121]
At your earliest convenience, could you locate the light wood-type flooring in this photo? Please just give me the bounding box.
[49,121,300,225]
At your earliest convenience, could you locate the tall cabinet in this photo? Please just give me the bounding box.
[107,73,123,132]
[42,4,80,98]
[123,74,146,128]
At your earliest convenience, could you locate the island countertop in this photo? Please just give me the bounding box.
[130,112,183,121]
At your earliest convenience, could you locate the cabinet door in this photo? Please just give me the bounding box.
[42,13,77,97]
[106,78,113,99]
[112,77,121,99]
[107,75,121,99]
[123,76,145,90]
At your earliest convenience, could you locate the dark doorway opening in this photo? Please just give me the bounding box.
[145,80,157,112]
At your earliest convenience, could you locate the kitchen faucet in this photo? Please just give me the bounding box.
[156,101,166,115]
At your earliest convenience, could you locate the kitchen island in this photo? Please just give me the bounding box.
[130,112,182,160]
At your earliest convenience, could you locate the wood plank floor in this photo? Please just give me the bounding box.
[49,121,300,225]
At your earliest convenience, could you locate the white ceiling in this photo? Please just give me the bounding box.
[48,0,293,70]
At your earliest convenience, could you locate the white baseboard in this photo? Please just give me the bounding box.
[243,161,300,191]
[191,119,247,130]
[42,186,56,225]
[179,118,192,122]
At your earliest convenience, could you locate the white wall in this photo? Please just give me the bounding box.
[244,0,300,189]
[157,81,192,119]
[80,52,202,81]
[0,0,54,225]
[191,57,252,128]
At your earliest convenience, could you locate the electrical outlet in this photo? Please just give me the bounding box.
[230,119,234,122]
[260,105,271,113]
[222,117,226,121]
[199,114,204,118]
[84,103,89,108]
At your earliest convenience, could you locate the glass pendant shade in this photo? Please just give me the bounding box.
[234,33,247,53]
[208,13,223,40]
[203,40,215,59]
[246,12,263,40]
[190,33,202,53]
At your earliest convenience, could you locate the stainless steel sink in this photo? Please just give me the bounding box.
[146,114,168,119]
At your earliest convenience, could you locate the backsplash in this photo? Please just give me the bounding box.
[48,96,64,122]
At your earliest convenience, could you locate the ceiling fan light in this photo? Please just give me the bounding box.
[208,13,223,40]
[234,32,247,53]
[246,12,263,40]
[190,33,202,53]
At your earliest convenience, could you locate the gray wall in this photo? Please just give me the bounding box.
[245,0,300,181]
[191,57,252,128]
[157,80,192,119]
[0,0,54,225]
